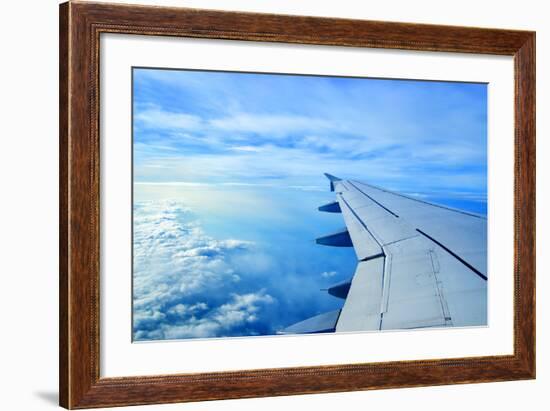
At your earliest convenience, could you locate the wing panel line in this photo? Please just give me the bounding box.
[348,181,400,218]
[351,180,486,220]
[380,253,392,316]
[416,228,488,281]
[339,194,385,253]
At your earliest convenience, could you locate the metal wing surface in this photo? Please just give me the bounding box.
[283,174,487,334]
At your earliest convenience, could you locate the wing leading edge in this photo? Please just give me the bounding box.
[281,174,487,334]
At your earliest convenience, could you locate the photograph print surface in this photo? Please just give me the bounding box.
[132,67,487,342]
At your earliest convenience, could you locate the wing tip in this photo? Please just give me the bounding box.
[324,173,341,182]
[324,173,341,192]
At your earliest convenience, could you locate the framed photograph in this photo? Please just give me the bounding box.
[59,1,535,408]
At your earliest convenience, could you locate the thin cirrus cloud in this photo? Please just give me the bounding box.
[209,113,334,136]
[133,68,487,197]
[135,107,203,130]
[135,106,339,139]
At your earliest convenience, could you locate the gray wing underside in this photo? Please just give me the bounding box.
[283,174,487,334]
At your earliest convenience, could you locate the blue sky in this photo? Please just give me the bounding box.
[133,68,487,201]
[132,68,487,341]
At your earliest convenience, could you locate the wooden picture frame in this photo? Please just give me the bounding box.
[59,1,535,408]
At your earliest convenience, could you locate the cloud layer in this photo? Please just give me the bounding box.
[133,200,278,340]
[133,69,487,201]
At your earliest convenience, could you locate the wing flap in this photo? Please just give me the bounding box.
[336,257,385,332]
[378,237,449,329]
[380,235,487,329]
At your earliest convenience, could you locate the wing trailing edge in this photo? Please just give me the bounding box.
[279,309,341,334]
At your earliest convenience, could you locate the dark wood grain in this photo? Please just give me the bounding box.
[514,34,536,375]
[59,2,69,407]
[59,1,536,408]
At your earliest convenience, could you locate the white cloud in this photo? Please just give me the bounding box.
[135,107,203,130]
[321,271,338,278]
[229,145,264,152]
[288,185,325,192]
[134,181,209,187]
[209,113,334,136]
[214,292,276,326]
[141,291,276,340]
[166,302,208,317]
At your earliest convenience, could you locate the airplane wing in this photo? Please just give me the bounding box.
[283,173,487,334]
